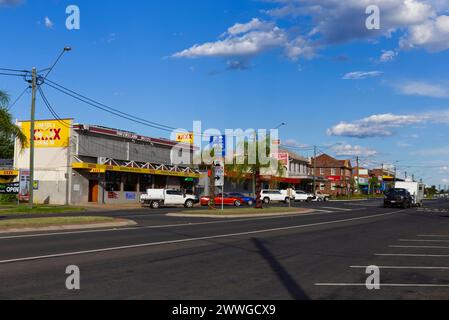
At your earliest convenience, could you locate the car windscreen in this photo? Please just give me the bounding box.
[387,189,407,196]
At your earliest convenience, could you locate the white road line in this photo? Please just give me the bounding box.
[350,266,449,270]
[390,245,449,249]
[400,239,449,243]
[0,211,337,241]
[418,235,449,238]
[0,210,399,265]
[376,254,449,257]
[315,283,449,287]
[319,207,353,212]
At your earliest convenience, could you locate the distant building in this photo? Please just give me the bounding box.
[312,154,353,196]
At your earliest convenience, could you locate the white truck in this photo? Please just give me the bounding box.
[140,189,198,209]
[395,181,425,207]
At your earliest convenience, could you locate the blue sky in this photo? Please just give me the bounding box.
[1,0,449,186]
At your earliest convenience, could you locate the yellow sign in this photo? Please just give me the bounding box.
[176,133,194,144]
[73,162,200,178]
[21,119,72,148]
[0,170,19,176]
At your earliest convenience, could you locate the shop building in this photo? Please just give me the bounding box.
[14,119,199,205]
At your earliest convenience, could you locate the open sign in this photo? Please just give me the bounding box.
[0,182,20,195]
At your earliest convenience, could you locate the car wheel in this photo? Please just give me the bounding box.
[263,198,270,205]
[151,201,160,209]
[184,200,194,208]
[285,197,291,204]
[234,200,242,207]
[247,200,254,206]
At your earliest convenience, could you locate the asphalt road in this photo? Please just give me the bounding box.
[1,198,449,300]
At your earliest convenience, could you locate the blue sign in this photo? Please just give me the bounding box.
[210,135,226,157]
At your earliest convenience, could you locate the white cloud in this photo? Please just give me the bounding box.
[380,50,398,62]
[283,139,310,148]
[44,17,54,29]
[400,15,449,52]
[342,71,383,80]
[265,0,449,53]
[173,18,315,62]
[332,144,378,157]
[395,81,449,98]
[412,147,449,156]
[327,113,426,138]
[0,0,22,6]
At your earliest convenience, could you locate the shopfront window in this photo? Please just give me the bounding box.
[140,174,153,192]
[123,173,138,192]
[105,172,121,192]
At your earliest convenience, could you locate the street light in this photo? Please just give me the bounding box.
[28,47,72,208]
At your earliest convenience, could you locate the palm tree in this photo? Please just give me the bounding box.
[0,90,27,158]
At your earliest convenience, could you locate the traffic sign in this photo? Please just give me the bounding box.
[210,135,226,157]
[215,165,224,187]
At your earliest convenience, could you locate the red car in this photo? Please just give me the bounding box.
[200,194,244,207]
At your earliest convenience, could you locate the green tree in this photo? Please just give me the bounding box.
[225,138,285,208]
[0,91,27,159]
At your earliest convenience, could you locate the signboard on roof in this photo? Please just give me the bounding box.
[21,119,72,148]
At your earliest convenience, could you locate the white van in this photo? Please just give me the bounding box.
[395,181,425,207]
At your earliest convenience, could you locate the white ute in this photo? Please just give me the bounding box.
[140,189,198,209]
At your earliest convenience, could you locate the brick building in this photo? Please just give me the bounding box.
[312,154,353,196]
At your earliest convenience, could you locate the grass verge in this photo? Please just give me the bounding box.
[181,207,304,215]
[0,205,85,215]
[0,216,118,230]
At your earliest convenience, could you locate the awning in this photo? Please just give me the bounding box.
[72,162,200,178]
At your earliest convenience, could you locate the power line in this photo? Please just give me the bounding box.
[44,81,175,133]
[38,87,73,128]
[0,67,27,73]
[7,86,29,111]
[0,72,27,77]
[45,78,177,131]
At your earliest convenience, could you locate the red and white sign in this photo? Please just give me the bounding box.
[272,153,289,166]
[327,176,342,182]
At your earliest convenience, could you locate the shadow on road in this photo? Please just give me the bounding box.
[252,238,310,300]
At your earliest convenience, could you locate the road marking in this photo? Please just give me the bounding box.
[418,235,449,238]
[315,283,449,287]
[350,266,449,270]
[0,211,340,241]
[319,207,353,212]
[400,239,449,243]
[376,254,449,257]
[389,245,449,249]
[0,210,400,264]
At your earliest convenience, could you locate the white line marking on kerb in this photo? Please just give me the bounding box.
[376,254,449,257]
[319,207,352,212]
[315,283,449,288]
[0,211,399,265]
[400,239,449,243]
[351,266,449,270]
[390,245,449,249]
[418,235,449,238]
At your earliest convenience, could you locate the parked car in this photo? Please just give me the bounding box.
[295,190,315,202]
[384,188,413,208]
[280,189,296,202]
[200,193,244,207]
[140,189,198,209]
[227,193,255,206]
[313,191,330,202]
[260,189,290,204]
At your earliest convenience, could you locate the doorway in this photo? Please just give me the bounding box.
[88,180,99,203]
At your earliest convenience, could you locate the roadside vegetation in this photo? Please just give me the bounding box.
[0,205,86,215]
[0,216,119,230]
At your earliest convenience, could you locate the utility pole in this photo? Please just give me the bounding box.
[356,156,360,195]
[29,67,37,208]
[313,145,317,195]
